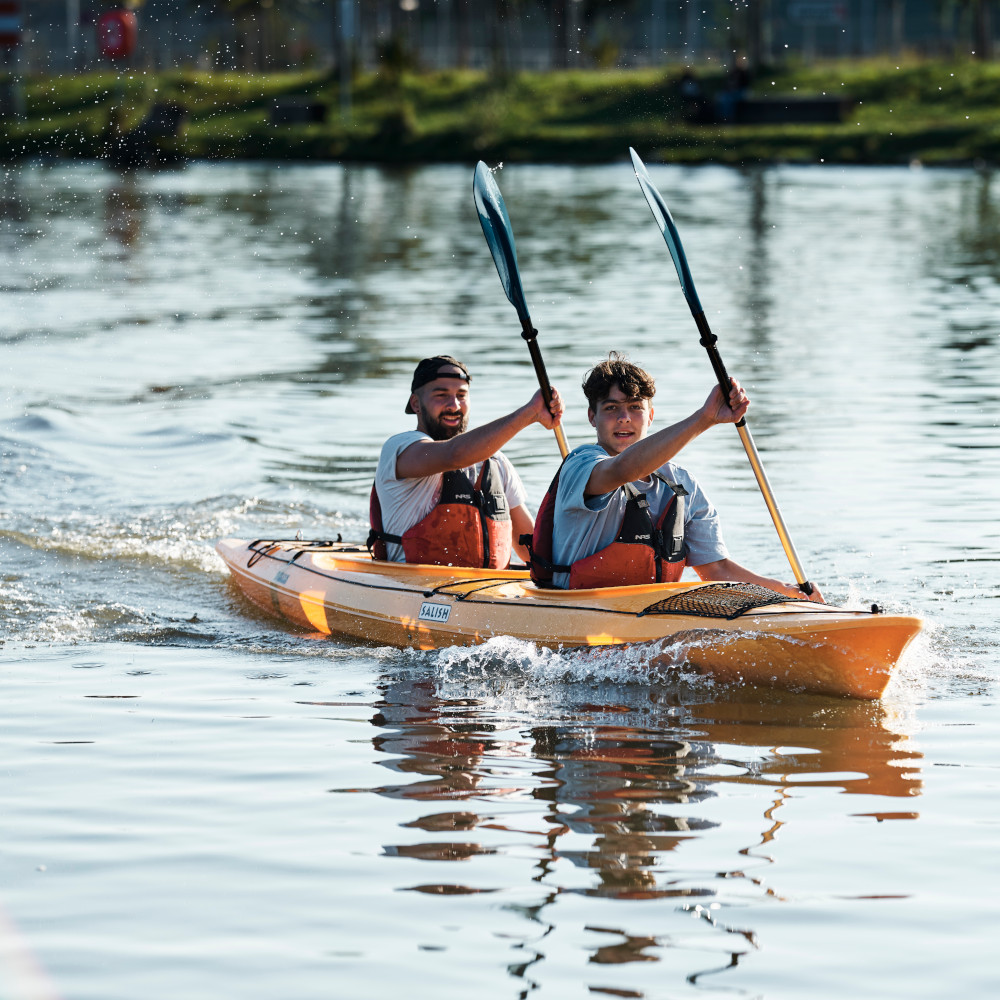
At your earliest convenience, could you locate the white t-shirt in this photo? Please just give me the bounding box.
[550,443,729,588]
[374,430,528,563]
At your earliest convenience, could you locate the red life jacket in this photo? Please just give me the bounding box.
[367,460,512,569]
[522,465,687,589]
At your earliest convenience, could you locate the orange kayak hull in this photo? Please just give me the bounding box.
[216,538,923,700]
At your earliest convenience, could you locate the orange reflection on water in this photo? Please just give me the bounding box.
[340,674,928,995]
[352,672,924,984]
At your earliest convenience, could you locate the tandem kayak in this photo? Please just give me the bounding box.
[216,538,923,700]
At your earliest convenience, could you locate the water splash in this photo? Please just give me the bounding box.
[427,634,720,707]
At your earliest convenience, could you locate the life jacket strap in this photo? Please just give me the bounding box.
[656,480,688,563]
[520,531,571,579]
[366,526,403,552]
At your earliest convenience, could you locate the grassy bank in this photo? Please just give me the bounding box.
[3,57,1000,166]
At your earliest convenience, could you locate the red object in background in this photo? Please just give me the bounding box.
[0,1,21,49]
[97,9,138,61]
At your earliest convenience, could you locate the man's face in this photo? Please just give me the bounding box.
[412,374,470,441]
[589,384,654,455]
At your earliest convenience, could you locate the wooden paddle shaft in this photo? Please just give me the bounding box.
[693,309,812,593]
[735,422,811,591]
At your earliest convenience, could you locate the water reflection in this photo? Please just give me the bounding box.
[741,167,776,347]
[5,158,998,1000]
[953,168,1000,277]
[348,670,923,988]
[0,168,26,229]
[531,724,714,901]
[105,174,143,249]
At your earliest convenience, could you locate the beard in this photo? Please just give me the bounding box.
[418,401,469,441]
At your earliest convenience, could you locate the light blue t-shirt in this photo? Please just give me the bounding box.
[550,443,728,588]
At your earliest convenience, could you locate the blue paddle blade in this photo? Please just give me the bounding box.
[473,161,532,324]
[629,147,704,315]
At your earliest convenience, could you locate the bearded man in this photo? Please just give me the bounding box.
[368,356,563,568]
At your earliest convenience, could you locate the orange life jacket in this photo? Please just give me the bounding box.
[367,460,512,569]
[522,466,687,589]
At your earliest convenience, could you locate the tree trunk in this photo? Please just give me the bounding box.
[236,13,252,71]
[455,0,471,68]
[334,0,355,75]
[973,0,994,59]
[388,0,402,39]
[858,0,875,56]
[889,0,904,56]
[550,0,568,70]
[684,0,701,62]
[334,0,355,118]
[745,0,767,71]
[488,1,509,77]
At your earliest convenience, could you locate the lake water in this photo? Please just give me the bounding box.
[1,160,998,999]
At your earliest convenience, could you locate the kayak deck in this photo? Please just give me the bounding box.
[216,538,923,700]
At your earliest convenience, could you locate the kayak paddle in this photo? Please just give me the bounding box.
[628,147,815,596]
[473,161,569,459]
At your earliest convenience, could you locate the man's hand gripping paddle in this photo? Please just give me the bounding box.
[473,162,569,459]
[628,147,815,596]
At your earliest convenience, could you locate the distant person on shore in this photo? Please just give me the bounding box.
[716,54,752,123]
[526,353,822,601]
[678,68,709,122]
[368,356,564,569]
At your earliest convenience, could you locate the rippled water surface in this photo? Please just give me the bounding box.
[2,161,998,999]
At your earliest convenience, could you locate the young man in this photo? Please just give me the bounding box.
[369,355,563,568]
[541,353,822,601]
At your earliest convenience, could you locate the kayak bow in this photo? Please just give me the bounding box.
[217,538,922,700]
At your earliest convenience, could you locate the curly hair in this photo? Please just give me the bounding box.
[581,352,656,411]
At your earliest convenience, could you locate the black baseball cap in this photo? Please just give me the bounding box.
[404,356,471,413]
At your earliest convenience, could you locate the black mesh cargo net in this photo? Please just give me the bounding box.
[639,582,802,620]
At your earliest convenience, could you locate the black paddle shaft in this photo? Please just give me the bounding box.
[692,310,747,428]
[629,146,814,596]
[521,320,557,408]
[474,161,569,458]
